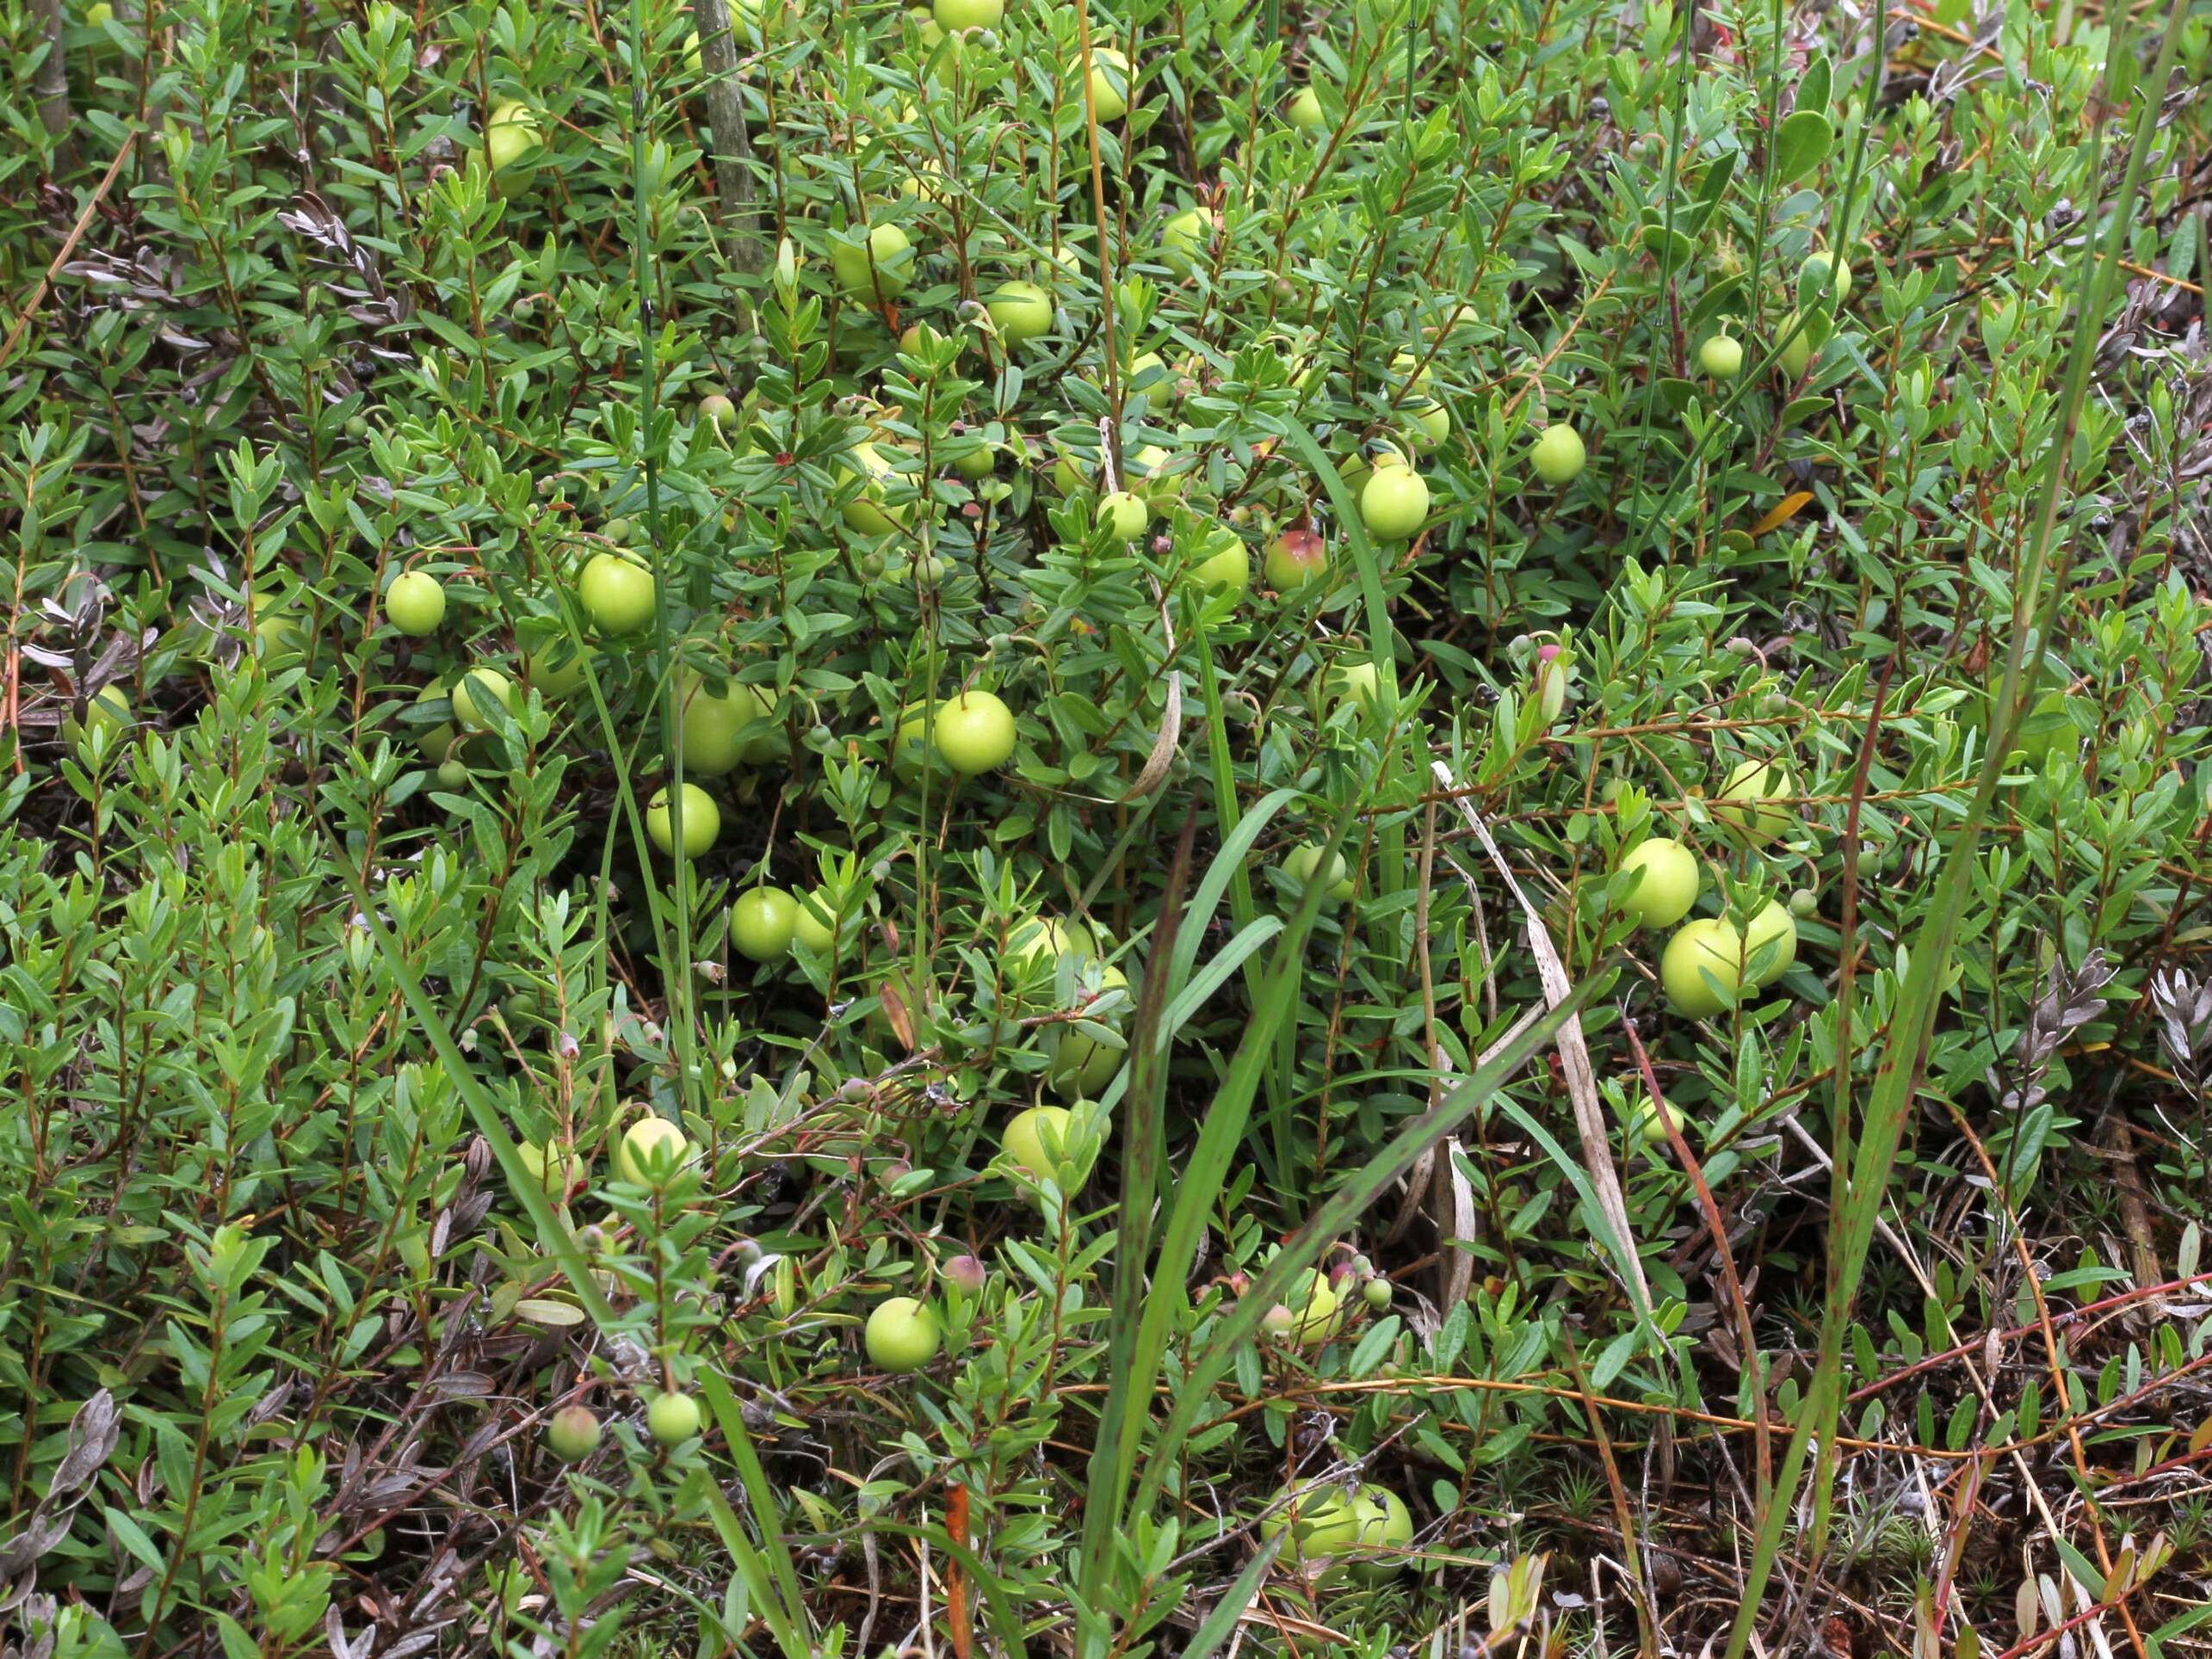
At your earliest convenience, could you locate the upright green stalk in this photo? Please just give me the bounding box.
[1738,0,1789,343]
[1634,5,1693,492]
[627,0,701,1114]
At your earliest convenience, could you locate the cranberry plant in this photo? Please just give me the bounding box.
[2,0,2210,1655]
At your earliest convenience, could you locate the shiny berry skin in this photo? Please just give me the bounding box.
[864,1296,942,1372]
[646,1391,702,1446]
[731,887,800,962]
[1530,422,1586,485]
[386,570,447,636]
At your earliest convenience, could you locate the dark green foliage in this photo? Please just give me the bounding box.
[2,0,2210,1653]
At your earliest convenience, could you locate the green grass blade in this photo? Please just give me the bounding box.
[1180,1536,1285,1659]
[1077,775,1377,1615]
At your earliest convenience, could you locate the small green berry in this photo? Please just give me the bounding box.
[646,1391,702,1446]
[547,1405,602,1461]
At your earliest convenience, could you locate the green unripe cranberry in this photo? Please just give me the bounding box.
[1359,463,1430,540]
[1788,887,1819,919]
[1288,1267,1342,1343]
[987,281,1053,345]
[678,674,774,775]
[1047,965,1127,1100]
[1187,531,1250,596]
[1085,46,1132,120]
[863,1295,942,1372]
[1775,310,1827,379]
[411,682,460,762]
[1260,1483,1361,1567]
[950,437,996,479]
[1617,836,1700,929]
[1001,1104,1074,1181]
[615,1115,690,1187]
[731,886,800,962]
[450,666,516,732]
[1004,916,1092,976]
[646,781,720,857]
[1324,659,1381,719]
[580,552,657,636]
[1097,490,1149,540]
[1349,1484,1415,1581]
[254,602,306,663]
[546,1404,601,1461]
[646,1391,702,1446]
[1803,250,1853,302]
[525,644,589,699]
[63,684,133,751]
[793,887,844,958]
[1625,1096,1679,1148]
[1362,1276,1392,1311]
[1283,842,1354,903]
[1699,334,1744,379]
[1160,207,1209,270]
[436,758,469,789]
[839,441,912,536]
[1712,759,1793,844]
[930,689,1017,776]
[699,392,737,430]
[1741,897,1798,988]
[1287,85,1325,129]
[831,222,915,299]
[1661,917,1743,1017]
[484,99,539,172]
[1530,422,1586,486]
[516,1135,587,1193]
[933,0,1001,29]
[386,570,447,636]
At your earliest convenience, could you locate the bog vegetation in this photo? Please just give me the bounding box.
[3,0,2211,1655]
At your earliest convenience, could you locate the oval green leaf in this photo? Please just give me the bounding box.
[1775,109,1833,182]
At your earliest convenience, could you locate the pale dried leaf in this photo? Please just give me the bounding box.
[1430,760,1653,1321]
